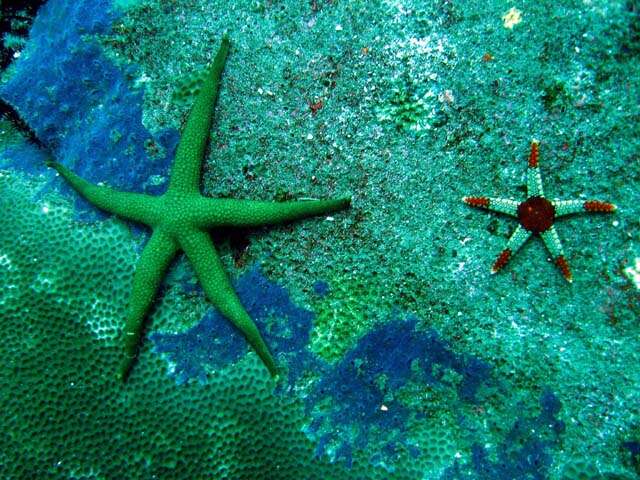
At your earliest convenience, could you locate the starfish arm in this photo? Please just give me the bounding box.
[46,160,158,224]
[552,199,617,218]
[194,196,351,228]
[526,140,544,197]
[119,229,178,381]
[491,225,531,273]
[168,36,230,194]
[540,226,572,282]
[179,229,278,376]
[462,196,519,217]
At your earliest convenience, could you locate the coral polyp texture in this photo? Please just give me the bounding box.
[463,141,616,282]
[0,176,350,478]
[0,169,512,480]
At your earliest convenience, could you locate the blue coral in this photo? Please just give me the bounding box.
[0,142,49,176]
[0,1,578,477]
[442,390,565,480]
[151,266,320,385]
[151,271,495,468]
[0,0,178,211]
[312,280,331,297]
[306,315,492,467]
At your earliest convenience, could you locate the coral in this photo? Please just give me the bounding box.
[0,141,49,175]
[442,391,565,479]
[401,412,462,476]
[2,0,637,477]
[47,35,350,381]
[306,315,491,466]
[1,168,499,479]
[378,87,430,132]
[0,0,45,69]
[310,272,387,362]
[151,266,321,385]
[0,0,178,203]
[0,171,364,480]
[171,68,209,107]
[621,437,640,475]
[559,460,602,480]
[312,279,330,297]
[540,79,571,113]
[0,165,485,478]
[151,272,494,473]
[151,275,494,474]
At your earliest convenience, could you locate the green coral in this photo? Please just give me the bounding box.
[310,273,387,362]
[0,170,424,480]
[171,69,208,107]
[378,88,430,132]
[540,79,571,112]
[559,458,637,480]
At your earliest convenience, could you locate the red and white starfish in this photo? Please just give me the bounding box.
[463,140,616,282]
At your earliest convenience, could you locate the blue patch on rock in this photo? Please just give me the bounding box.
[0,0,178,216]
[152,271,495,468]
[442,390,565,480]
[150,266,320,385]
[312,280,330,297]
[305,315,492,467]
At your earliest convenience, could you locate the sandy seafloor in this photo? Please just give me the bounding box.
[0,0,639,478]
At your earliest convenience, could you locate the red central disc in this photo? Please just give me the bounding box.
[517,196,555,233]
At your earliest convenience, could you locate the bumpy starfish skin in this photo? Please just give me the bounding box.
[463,140,616,282]
[47,37,351,381]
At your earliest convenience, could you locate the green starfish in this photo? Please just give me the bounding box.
[463,140,616,282]
[46,36,350,381]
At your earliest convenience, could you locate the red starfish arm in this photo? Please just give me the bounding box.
[491,225,531,273]
[526,140,544,198]
[463,197,519,217]
[553,199,617,218]
[541,226,572,282]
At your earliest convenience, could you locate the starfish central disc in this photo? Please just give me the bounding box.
[517,196,555,233]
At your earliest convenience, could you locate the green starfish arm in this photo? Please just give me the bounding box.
[46,37,350,380]
[119,230,178,381]
[193,197,351,227]
[169,36,230,194]
[46,160,159,224]
[180,229,278,376]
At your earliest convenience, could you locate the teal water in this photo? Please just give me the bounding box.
[0,0,638,478]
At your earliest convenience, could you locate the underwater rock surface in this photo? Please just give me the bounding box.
[0,0,638,478]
